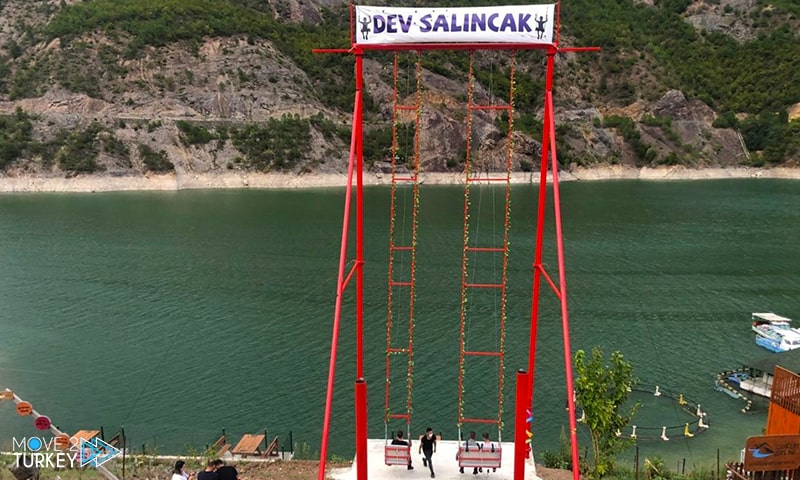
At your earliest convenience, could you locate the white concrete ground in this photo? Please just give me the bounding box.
[329,439,539,480]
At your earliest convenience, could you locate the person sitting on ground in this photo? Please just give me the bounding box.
[458,431,480,475]
[390,429,413,470]
[214,460,237,480]
[197,459,218,480]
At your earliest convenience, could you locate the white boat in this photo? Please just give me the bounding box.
[752,312,800,352]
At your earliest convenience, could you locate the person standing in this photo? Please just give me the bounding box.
[391,430,413,470]
[418,427,437,478]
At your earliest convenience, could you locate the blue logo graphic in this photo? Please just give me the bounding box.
[78,438,121,467]
[749,443,775,459]
[27,438,42,451]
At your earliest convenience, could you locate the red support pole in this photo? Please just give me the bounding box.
[317,47,365,480]
[355,379,368,480]
[356,51,365,380]
[527,49,556,401]
[514,370,531,480]
[548,89,580,480]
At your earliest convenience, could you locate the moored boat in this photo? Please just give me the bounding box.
[752,312,800,352]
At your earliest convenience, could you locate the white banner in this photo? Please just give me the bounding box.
[355,5,555,45]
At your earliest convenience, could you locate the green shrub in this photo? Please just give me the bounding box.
[176,120,215,146]
[230,114,312,171]
[602,115,660,165]
[0,108,35,168]
[712,111,738,129]
[57,123,104,173]
[138,144,174,172]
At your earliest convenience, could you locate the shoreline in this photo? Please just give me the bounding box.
[1,166,799,193]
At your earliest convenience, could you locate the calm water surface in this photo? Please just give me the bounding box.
[1,179,799,470]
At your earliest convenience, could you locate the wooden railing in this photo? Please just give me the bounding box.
[727,462,800,480]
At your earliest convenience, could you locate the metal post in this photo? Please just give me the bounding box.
[122,427,126,480]
[290,431,294,454]
[355,49,365,382]
[514,370,531,480]
[634,445,639,480]
[355,379,368,480]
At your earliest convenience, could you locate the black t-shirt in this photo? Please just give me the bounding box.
[391,438,409,446]
[197,471,218,480]
[420,434,436,452]
[216,466,237,480]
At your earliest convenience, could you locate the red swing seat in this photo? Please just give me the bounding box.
[384,444,412,466]
[457,444,502,470]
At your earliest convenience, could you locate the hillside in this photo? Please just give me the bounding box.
[0,0,798,184]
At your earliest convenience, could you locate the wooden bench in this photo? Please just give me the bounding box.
[384,444,411,466]
[210,432,230,458]
[71,430,100,447]
[457,445,502,470]
[264,436,280,457]
[106,432,123,448]
[232,434,265,457]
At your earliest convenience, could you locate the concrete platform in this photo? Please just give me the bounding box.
[329,439,539,480]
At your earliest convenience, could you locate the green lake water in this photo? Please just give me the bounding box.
[1,179,799,470]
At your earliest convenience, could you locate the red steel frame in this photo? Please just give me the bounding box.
[314,4,598,480]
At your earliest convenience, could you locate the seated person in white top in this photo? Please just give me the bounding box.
[480,432,497,473]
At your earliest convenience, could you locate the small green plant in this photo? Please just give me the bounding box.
[539,427,572,470]
[138,144,174,172]
[230,114,312,172]
[293,441,317,460]
[0,107,36,168]
[644,456,670,480]
[574,347,639,478]
[176,120,215,146]
[57,123,105,173]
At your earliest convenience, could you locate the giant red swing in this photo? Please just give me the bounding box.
[314,4,598,480]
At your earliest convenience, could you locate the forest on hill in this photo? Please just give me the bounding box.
[0,0,798,179]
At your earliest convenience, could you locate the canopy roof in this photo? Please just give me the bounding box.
[753,312,793,323]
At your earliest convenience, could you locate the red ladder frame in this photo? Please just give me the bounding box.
[457,50,515,438]
[384,51,422,434]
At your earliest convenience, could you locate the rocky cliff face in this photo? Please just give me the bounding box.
[0,0,793,180]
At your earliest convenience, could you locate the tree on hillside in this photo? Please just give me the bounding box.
[574,347,639,478]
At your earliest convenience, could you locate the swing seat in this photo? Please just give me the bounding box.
[457,445,502,469]
[384,444,411,466]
